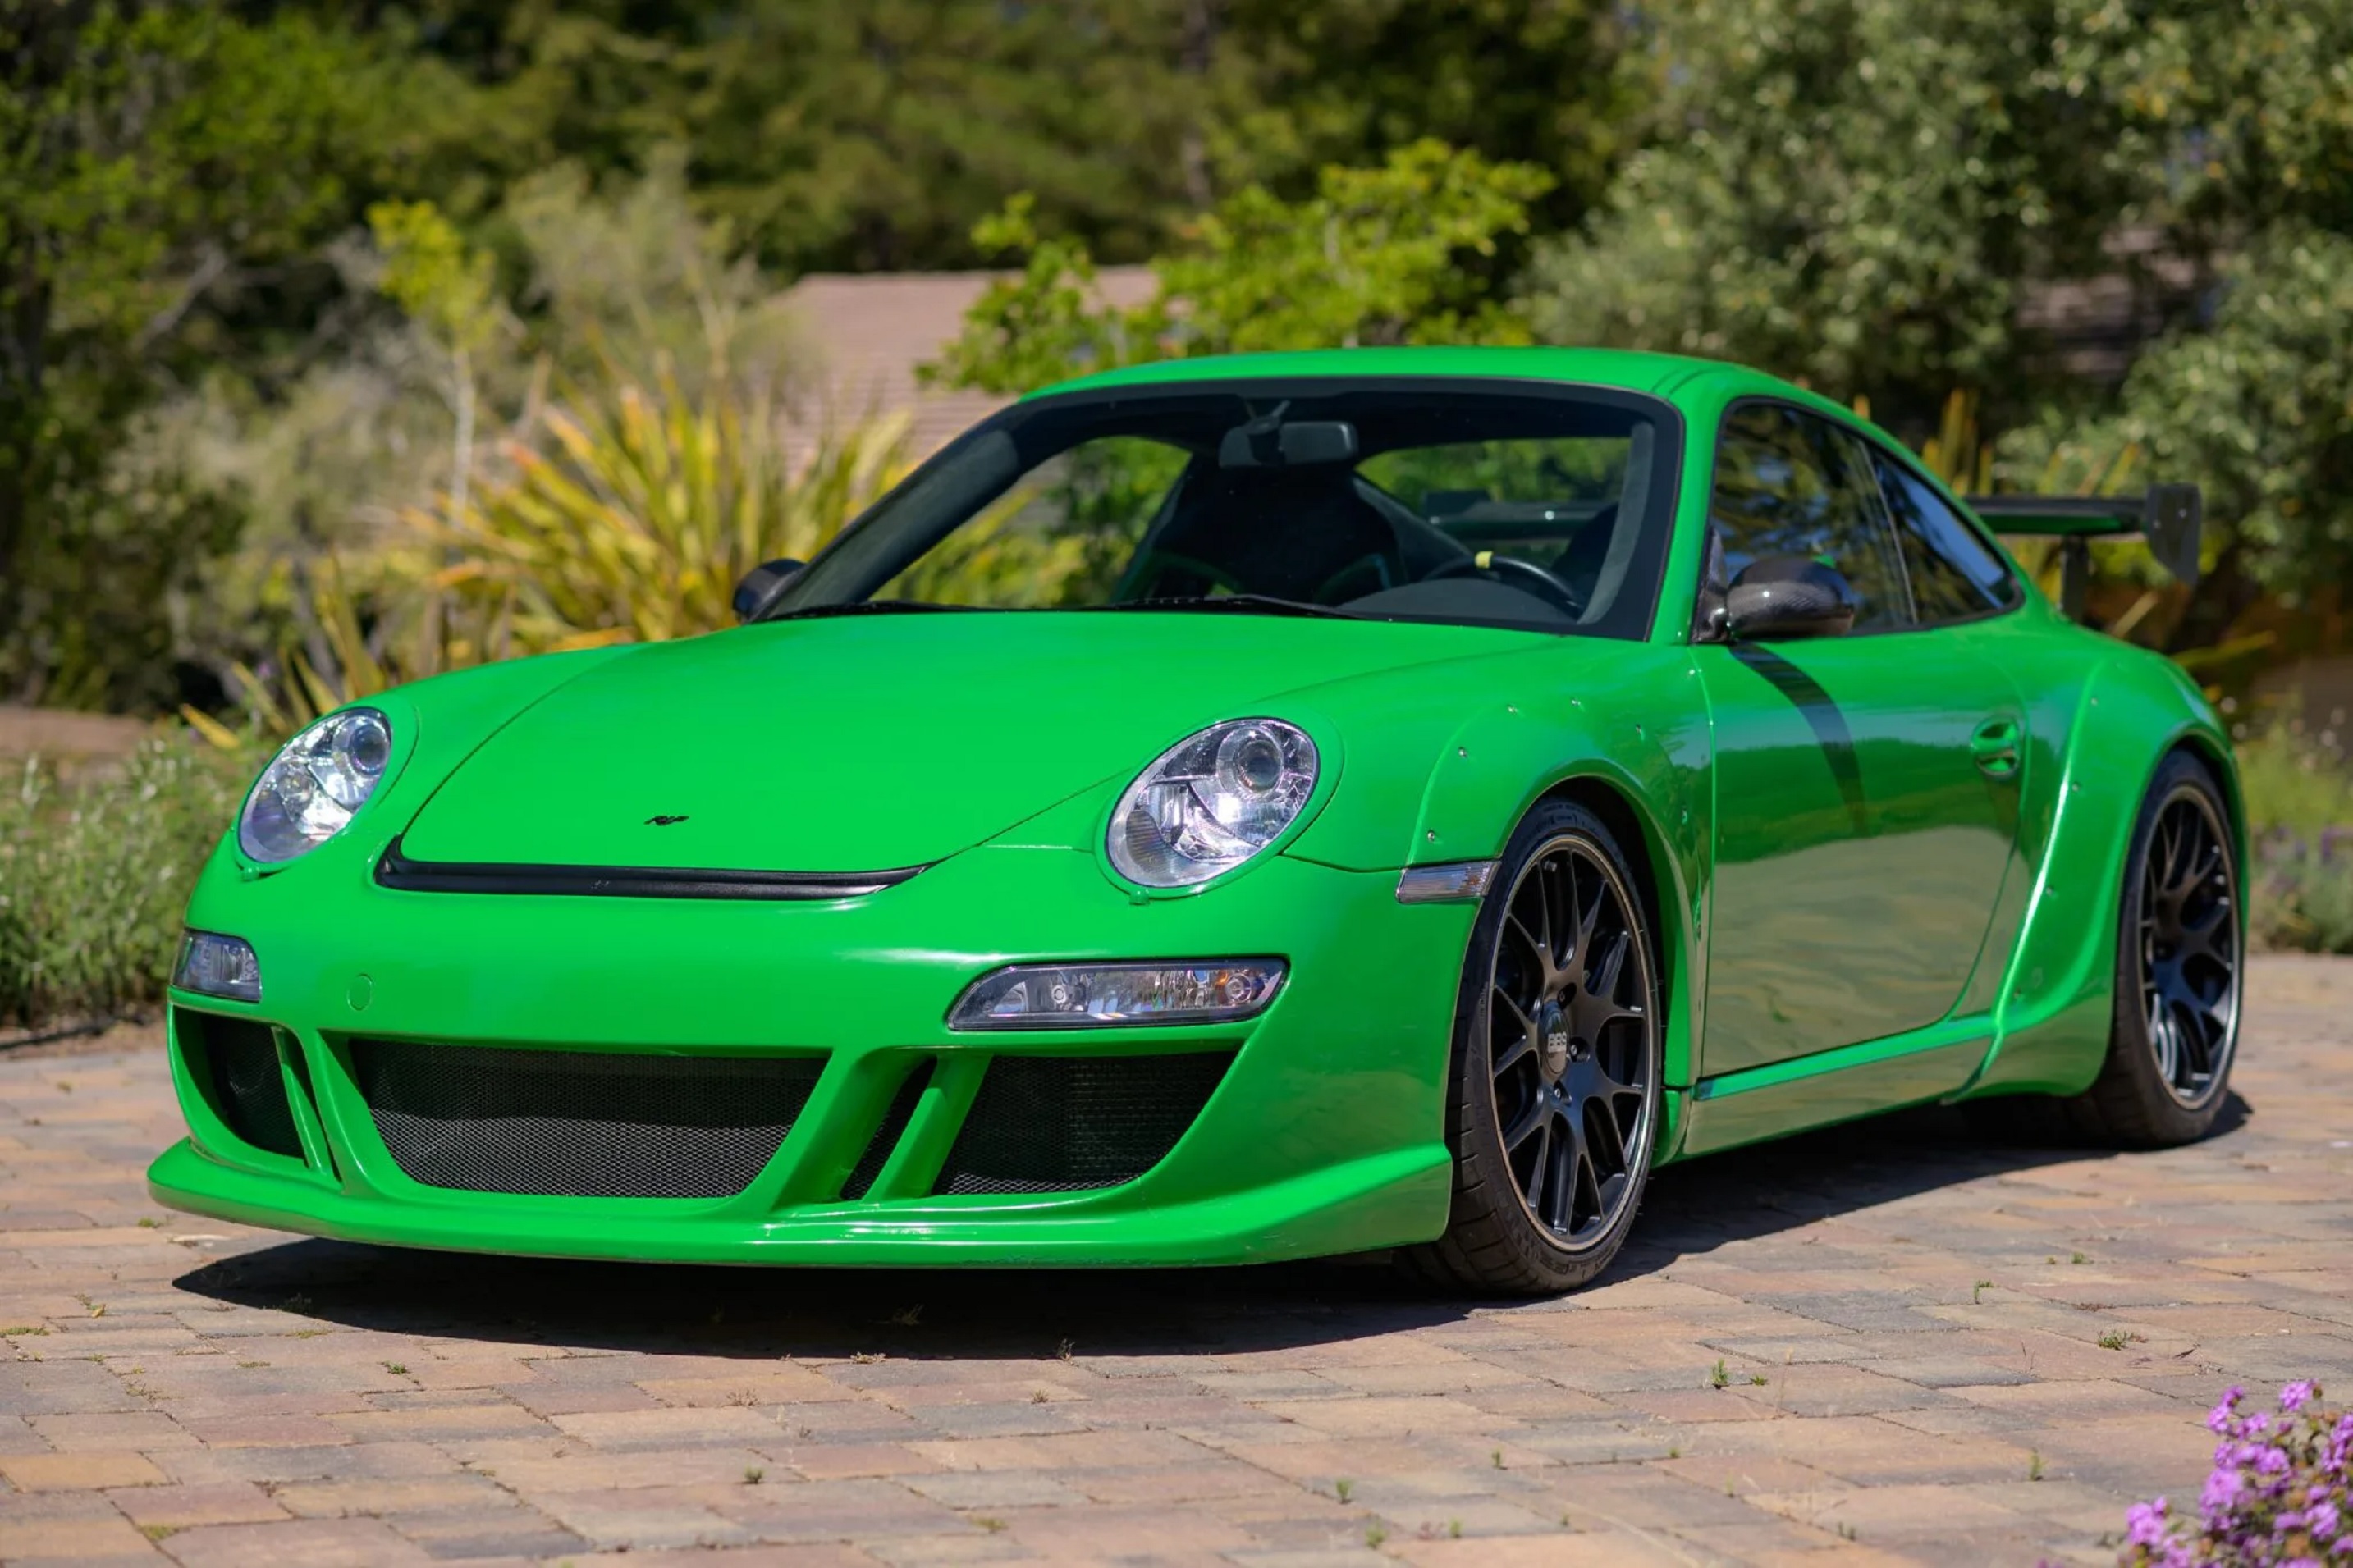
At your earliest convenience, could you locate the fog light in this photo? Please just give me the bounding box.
[173,930,262,1003]
[949,961,1285,1031]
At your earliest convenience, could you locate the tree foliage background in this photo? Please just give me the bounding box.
[1,0,2348,715]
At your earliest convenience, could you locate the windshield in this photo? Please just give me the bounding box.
[766,379,1682,638]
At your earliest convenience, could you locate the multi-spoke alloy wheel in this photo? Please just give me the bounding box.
[1487,834,1655,1250]
[2059,750,2243,1147]
[1412,799,1661,1295]
[2137,785,2240,1107]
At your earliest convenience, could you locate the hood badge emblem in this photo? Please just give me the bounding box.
[645,815,689,826]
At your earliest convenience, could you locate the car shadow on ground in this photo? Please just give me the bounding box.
[170,1095,2250,1361]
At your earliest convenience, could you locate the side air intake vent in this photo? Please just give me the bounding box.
[933,1052,1230,1196]
[840,1059,936,1200]
[179,1008,303,1159]
[350,1040,822,1198]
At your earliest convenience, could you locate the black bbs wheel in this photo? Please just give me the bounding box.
[1409,798,1661,1295]
[2065,750,2244,1146]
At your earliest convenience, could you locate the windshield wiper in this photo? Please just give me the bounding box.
[1099,594,1362,621]
[763,600,981,623]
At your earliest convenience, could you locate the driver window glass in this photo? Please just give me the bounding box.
[878,436,1189,606]
[1870,454,2024,621]
[1710,403,1911,631]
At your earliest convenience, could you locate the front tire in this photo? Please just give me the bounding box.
[1408,800,1662,1295]
[2063,750,2245,1145]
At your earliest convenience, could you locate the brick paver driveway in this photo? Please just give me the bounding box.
[6,957,2351,1567]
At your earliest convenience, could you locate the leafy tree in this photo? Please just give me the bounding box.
[384,1,1220,272]
[1521,0,2353,647]
[167,149,813,710]
[929,141,1554,395]
[369,199,510,523]
[1520,0,2146,430]
[2033,1,2353,642]
[0,1,418,707]
[386,1,1647,276]
[1206,0,1646,241]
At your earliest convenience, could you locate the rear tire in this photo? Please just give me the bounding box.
[2062,750,2244,1146]
[1406,800,1662,1296]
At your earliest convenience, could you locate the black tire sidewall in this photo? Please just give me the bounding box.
[1444,799,1663,1291]
[2102,751,2242,1142]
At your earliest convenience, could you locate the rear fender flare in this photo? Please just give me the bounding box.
[1966,654,2236,1097]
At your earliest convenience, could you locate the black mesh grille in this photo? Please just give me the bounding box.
[934,1052,1230,1195]
[181,1008,302,1159]
[350,1040,822,1198]
[840,1059,935,1200]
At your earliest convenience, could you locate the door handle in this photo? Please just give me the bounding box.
[1970,716,2021,779]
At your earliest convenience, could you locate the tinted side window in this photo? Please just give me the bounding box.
[1872,455,2023,621]
[1710,403,1910,630]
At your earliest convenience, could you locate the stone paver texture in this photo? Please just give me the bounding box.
[6,957,2351,1566]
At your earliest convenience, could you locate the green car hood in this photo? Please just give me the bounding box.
[397,611,1538,873]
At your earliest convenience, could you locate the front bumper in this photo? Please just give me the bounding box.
[149,844,1471,1267]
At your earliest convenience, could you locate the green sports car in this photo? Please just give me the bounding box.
[151,347,2244,1294]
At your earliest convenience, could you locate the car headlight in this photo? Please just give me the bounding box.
[1109,718,1318,887]
[238,707,392,864]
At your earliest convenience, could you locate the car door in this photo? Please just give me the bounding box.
[1695,401,2026,1077]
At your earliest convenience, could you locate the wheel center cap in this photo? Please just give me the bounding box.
[1538,1003,1573,1079]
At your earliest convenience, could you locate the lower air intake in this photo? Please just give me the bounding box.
[933,1051,1231,1195]
[841,1059,935,1200]
[180,1008,303,1159]
[350,1040,822,1198]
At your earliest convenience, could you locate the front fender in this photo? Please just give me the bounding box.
[1288,642,1710,1094]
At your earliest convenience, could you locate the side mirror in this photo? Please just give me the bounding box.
[732,558,805,623]
[1724,555,1856,642]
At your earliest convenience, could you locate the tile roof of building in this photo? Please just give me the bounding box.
[783,267,1156,455]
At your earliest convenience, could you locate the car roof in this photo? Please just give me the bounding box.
[1030,345,1798,403]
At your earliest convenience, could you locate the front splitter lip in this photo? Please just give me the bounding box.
[148,1137,1449,1269]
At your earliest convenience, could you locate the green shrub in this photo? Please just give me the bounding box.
[208,368,953,739]
[0,738,251,1031]
[2237,722,2353,954]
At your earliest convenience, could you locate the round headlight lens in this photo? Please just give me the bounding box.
[1109,718,1318,888]
[237,708,393,863]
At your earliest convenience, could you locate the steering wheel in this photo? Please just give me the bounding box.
[1421,551,1586,618]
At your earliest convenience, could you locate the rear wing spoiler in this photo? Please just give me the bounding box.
[1964,483,2203,619]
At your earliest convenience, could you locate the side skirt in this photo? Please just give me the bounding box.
[1674,1019,1991,1159]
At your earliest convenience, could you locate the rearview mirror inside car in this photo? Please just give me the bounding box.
[1218,418,1360,469]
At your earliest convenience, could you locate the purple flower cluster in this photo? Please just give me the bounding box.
[2120,1382,2353,1565]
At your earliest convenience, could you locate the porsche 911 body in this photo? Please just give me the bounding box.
[150,347,2241,1285]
